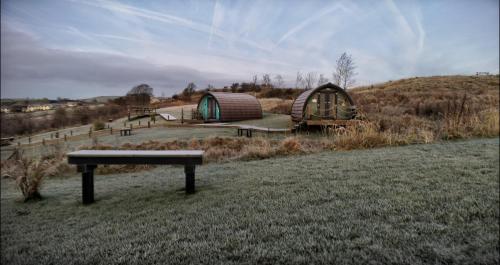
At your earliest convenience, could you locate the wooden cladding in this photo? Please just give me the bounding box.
[197,92,262,122]
[291,83,356,122]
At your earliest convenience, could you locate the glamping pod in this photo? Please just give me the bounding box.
[196,92,262,122]
[291,83,357,125]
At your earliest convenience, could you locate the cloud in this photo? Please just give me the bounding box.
[274,3,348,48]
[82,0,271,52]
[208,0,224,47]
[0,29,233,98]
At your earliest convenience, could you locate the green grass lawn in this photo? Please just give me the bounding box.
[1,138,498,264]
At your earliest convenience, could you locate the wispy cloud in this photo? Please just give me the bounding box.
[274,3,349,48]
[385,0,426,70]
[208,0,223,48]
[82,0,271,52]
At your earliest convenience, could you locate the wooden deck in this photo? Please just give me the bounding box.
[195,123,291,133]
[158,113,177,121]
[305,119,361,126]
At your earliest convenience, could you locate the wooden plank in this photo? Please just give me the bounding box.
[68,150,204,158]
[306,120,361,126]
[159,113,177,121]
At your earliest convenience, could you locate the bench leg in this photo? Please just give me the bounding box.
[184,164,195,194]
[82,165,96,204]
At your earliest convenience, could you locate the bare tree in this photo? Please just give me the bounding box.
[252,75,258,88]
[274,74,284,89]
[262,74,272,88]
[317,74,329,86]
[304,72,317,90]
[333,52,356,89]
[182,82,196,101]
[295,71,305,89]
[53,107,67,128]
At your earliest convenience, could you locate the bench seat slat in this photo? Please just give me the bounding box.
[67,150,204,158]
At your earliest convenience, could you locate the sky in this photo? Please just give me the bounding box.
[1,0,499,99]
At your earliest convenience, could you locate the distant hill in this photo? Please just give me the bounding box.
[81,96,120,103]
[350,74,499,112]
[352,74,499,93]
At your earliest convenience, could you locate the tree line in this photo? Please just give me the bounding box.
[175,52,357,100]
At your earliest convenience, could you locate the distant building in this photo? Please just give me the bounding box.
[25,104,53,112]
[0,106,11,113]
[10,104,26,113]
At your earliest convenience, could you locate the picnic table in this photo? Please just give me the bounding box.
[120,128,132,136]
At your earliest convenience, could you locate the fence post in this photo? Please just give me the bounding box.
[130,124,132,130]
[28,137,31,144]
[51,133,53,139]
[181,108,184,124]
[148,121,150,128]
[139,120,141,126]
[110,127,113,135]
[64,134,67,141]
[70,130,73,136]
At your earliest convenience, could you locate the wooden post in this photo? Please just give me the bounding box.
[110,128,113,135]
[51,133,53,139]
[70,130,73,136]
[138,120,141,126]
[148,121,150,128]
[181,108,184,124]
[184,164,195,194]
[128,112,131,121]
[130,124,132,129]
[64,134,67,141]
[81,165,96,204]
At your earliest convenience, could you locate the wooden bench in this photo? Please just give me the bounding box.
[237,127,253,137]
[67,150,204,204]
[119,128,132,136]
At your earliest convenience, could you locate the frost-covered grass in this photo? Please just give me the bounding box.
[1,138,498,264]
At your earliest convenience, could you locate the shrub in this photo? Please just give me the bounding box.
[1,152,69,201]
[93,120,106,131]
[268,101,292,114]
[280,137,302,154]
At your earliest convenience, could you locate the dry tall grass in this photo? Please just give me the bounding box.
[259,98,293,114]
[1,148,71,201]
[349,75,499,143]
